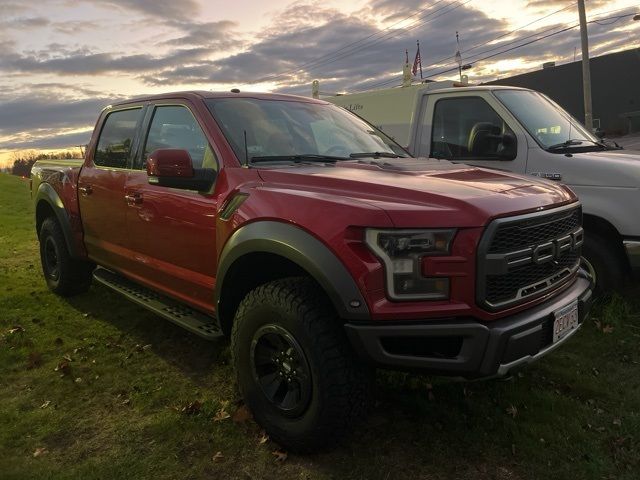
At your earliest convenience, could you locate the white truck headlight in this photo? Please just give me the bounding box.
[365,229,456,300]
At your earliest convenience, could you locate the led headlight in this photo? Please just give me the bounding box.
[365,229,456,300]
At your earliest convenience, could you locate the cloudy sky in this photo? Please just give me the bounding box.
[1,0,638,166]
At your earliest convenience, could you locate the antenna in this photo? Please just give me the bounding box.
[243,130,249,166]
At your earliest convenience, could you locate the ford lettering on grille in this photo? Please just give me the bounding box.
[476,205,583,311]
[485,227,583,275]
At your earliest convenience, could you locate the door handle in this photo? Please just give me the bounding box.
[78,185,93,196]
[125,193,143,205]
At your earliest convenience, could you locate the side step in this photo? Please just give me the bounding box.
[93,267,223,340]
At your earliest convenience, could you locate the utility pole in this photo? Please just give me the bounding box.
[578,0,593,131]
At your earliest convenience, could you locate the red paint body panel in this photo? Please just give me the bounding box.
[31,90,581,324]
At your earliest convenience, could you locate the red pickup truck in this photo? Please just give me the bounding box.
[31,91,593,451]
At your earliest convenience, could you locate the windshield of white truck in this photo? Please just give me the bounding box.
[494,90,601,151]
[206,98,408,164]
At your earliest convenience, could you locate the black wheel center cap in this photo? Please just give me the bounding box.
[250,324,312,417]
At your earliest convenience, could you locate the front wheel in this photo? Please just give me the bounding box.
[231,277,371,452]
[39,217,94,296]
[582,232,626,292]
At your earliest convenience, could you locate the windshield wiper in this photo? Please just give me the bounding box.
[349,152,403,159]
[547,139,605,151]
[249,154,348,164]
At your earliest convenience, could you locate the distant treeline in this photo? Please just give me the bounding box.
[8,150,84,177]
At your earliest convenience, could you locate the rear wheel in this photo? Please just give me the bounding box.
[231,277,371,452]
[39,217,94,296]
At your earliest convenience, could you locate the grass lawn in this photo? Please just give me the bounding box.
[1,172,639,479]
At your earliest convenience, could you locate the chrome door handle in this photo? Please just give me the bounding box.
[78,185,93,195]
[125,193,143,205]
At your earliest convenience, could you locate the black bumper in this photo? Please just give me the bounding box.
[344,271,593,379]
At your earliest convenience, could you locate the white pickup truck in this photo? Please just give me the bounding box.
[325,81,640,288]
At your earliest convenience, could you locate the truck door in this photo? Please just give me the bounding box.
[123,102,219,314]
[78,106,144,271]
[412,92,528,174]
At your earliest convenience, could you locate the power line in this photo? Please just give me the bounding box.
[351,4,577,92]
[351,7,638,93]
[262,0,472,83]
[257,0,450,83]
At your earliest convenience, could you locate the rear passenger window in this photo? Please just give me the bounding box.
[144,106,217,170]
[94,108,142,168]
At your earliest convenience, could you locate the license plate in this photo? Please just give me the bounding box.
[553,300,579,343]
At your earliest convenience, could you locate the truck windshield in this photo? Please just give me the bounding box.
[206,98,407,164]
[494,90,599,151]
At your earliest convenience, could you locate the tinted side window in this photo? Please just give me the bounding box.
[430,97,516,160]
[94,108,142,168]
[144,106,217,170]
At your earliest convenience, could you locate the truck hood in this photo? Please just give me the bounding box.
[257,158,575,228]
[558,149,640,188]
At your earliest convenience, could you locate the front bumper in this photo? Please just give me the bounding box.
[344,270,593,379]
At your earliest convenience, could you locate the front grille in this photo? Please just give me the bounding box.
[477,204,582,311]
[489,208,581,254]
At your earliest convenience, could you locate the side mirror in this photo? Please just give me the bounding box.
[146,149,216,191]
[147,149,194,178]
[497,132,517,160]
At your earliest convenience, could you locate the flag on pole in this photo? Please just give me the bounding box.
[412,40,423,78]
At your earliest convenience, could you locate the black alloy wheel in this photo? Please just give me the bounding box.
[250,324,312,417]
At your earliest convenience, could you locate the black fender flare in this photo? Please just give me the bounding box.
[215,221,370,320]
[35,183,80,258]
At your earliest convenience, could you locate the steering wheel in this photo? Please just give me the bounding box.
[325,145,351,157]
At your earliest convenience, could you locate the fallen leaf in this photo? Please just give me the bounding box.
[212,451,224,463]
[74,377,82,384]
[142,344,152,351]
[121,398,131,406]
[62,354,72,362]
[9,325,24,334]
[272,449,287,462]
[33,447,48,457]
[506,405,518,418]
[55,361,71,376]
[40,401,51,409]
[181,400,202,415]
[258,431,269,445]
[213,408,230,422]
[602,325,614,334]
[232,405,252,423]
[613,418,622,426]
[27,352,43,370]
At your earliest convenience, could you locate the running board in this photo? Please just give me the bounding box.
[93,268,223,340]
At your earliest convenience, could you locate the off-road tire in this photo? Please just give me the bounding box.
[39,217,94,296]
[231,277,371,452]
[583,232,626,292]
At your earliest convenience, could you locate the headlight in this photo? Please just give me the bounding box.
[365,229,456,300]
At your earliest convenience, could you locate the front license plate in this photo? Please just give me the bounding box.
[553,300,579,344]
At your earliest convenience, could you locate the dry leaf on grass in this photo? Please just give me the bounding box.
[40,401,51,409]
[54,361,71,376]
[181,400,202,415]
[272,449,288,462]
[9,325,24,334]
[213,407,230,422]
[33,447,48,457]
[258,431,269,445]
[506,405,518,418]
[212,451,224,463]
[232,405,252,423]
[27,352,43,369]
